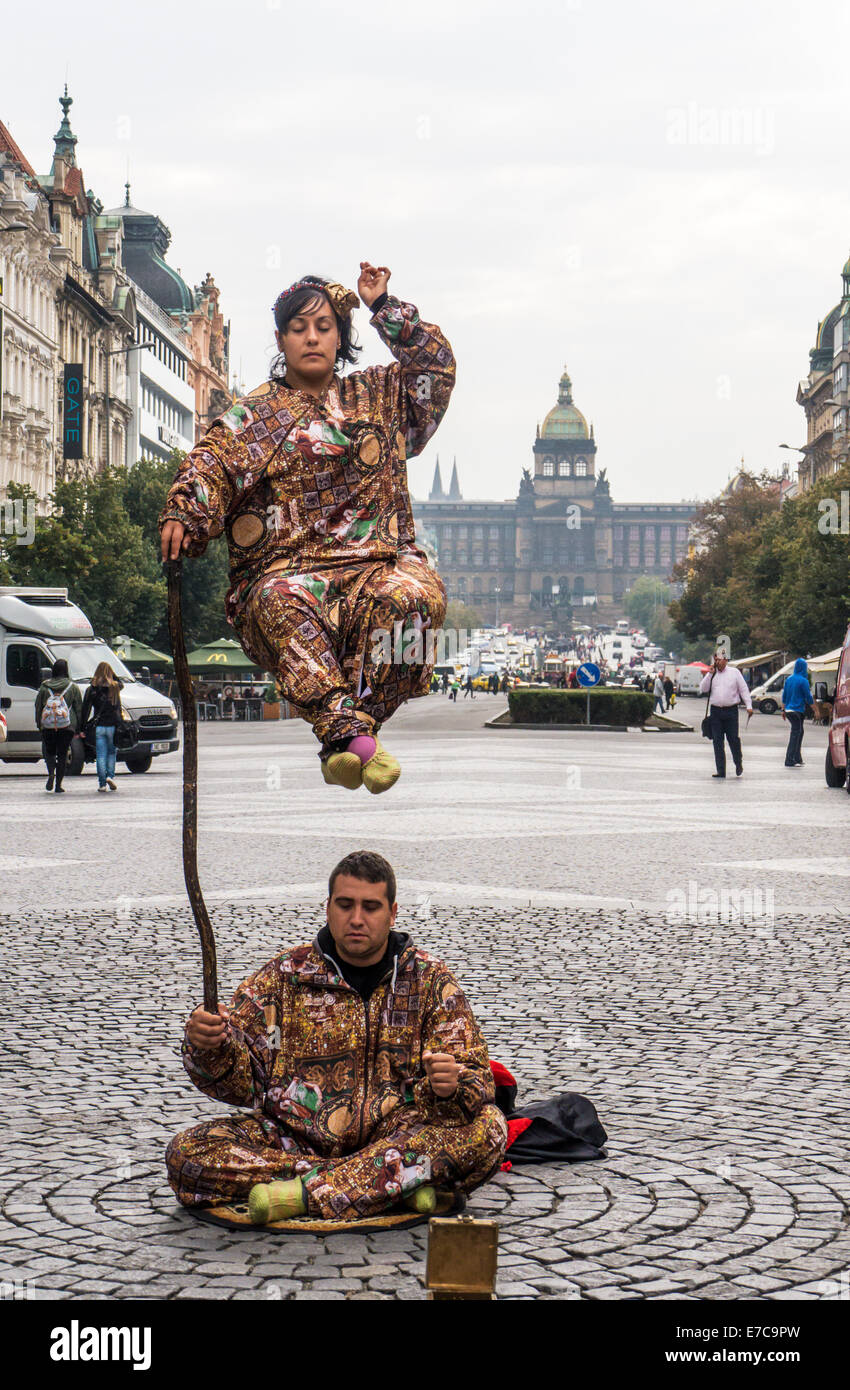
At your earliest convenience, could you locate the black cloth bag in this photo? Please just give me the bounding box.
[491,1065,608,1164]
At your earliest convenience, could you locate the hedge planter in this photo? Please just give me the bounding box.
[507,687,654,726]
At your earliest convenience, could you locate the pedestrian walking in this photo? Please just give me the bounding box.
[34,659,83,794]
[652,673,666,714]
[663,673,674,709]
[463,675,475,699]
[81,662,125,792]
[699,651,753,779]
[781,658,813,768]
[441,671,449,695]
[449,678,460,702]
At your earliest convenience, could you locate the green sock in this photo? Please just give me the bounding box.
[403,1184,437,1214]
[248,1178,306,1224]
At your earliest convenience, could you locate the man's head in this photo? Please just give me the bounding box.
[326,851,398,967]
[713,651,728,670]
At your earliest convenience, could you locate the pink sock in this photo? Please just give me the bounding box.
[345,735,376,764]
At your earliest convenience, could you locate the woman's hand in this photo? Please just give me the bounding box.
[161,519,190,562]
[358,261,391,307]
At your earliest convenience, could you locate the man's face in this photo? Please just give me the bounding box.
[326,874,397,966]
[276,295,339,381]
[715,653,728,671]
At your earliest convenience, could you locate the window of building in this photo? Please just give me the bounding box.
[488,551,499,566]
[458,525,467,538]
[489,525,499,538]
[473,525,484,539]
[543,458,554,477]
[558,458,570,477]
[575,458,587,476]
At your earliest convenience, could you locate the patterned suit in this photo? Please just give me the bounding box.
[166,933,507,1219]
[159,295,453,751]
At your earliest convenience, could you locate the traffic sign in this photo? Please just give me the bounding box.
[577,662,601,687]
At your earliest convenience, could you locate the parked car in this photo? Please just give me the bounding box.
[825,623,850,789]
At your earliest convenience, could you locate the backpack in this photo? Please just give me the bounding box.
[41,688,71,730]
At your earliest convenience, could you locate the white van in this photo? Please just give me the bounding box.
[676,663,709,697]
[0,587,178,775]
[751,649,842,715]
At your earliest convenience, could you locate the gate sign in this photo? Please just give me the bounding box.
[577,662,601,687]
[63,364,83,460]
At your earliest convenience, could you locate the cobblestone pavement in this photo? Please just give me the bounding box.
[1,700,848,1299]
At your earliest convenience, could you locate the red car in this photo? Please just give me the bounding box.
[825,622,850,789]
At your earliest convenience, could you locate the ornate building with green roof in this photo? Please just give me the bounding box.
[414,366,695,626]
[795,250,850,491]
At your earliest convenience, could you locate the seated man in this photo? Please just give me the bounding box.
[166,851,507,1223]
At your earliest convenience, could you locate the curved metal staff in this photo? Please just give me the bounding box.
[165,558,218,1013]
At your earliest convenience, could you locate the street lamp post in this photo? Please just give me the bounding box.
[495,586,501,629]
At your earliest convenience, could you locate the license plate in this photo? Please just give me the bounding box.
[151,742,170,753]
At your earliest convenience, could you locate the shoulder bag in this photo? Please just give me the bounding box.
[700,673,715,739]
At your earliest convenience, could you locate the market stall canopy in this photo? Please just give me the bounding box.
[185,638,265,672]
[736,650,783,670]
[112,634,173,668]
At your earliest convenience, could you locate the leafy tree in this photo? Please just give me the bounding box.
[625,575,671,632]
[1,473,162,641]
[122,453,231,651]
[443,599,482,632]
[1,456,233,653]
[670,472,782,654]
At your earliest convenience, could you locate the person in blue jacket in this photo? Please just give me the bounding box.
[781,658,813,768]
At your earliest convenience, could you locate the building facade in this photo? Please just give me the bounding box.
[795,250,850,492]
[0,122,61,507]
[104,189,195,464]
[1,89,233,502]
[413,367,695,626]
[37,89,137,479]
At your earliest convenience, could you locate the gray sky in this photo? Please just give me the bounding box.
[6,0,850,503]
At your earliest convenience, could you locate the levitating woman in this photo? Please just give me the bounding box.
[159,262,454,793]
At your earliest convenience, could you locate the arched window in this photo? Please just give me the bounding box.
[558,458,570,477]
[573,575,585,598]
[575,458,587,477]
[542,457,554,476]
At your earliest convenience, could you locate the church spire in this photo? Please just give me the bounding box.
[429,455,445,500]
[448,457,462,499]
[52,84,78,166]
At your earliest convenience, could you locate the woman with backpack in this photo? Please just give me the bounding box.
[34,658,83,794]
[81,661,125,792]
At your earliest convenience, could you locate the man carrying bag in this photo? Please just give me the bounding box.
[699,651,753,779]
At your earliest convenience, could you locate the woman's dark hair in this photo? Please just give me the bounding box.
[51,659,69,678]
[328,850,397,906]
[270,276,361,380]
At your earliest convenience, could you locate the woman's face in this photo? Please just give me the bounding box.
[276,294,340,381]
